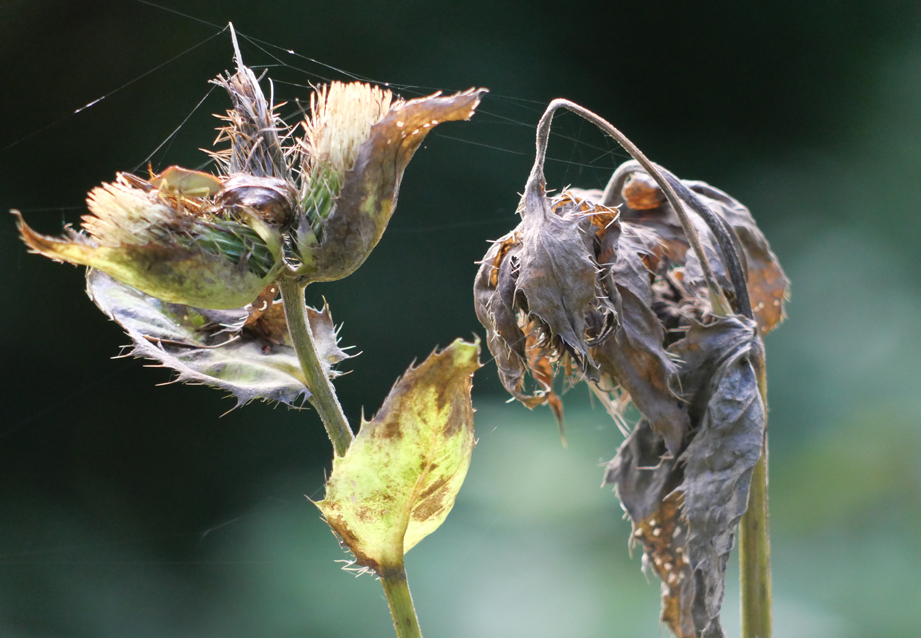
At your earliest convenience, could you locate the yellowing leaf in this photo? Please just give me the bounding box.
[315,339,481,571]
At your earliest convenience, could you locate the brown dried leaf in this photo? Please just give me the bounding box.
[603,161,789,333]
[593,287,689,455]
[683,181,788,333]
[671,317,766,638]
[515,194,600,366]
[604,421,694,638]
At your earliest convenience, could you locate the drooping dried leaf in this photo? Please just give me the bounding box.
[473,233,532,400]
[473,192,624,434]
[603,161,789,332]
[87,270,350,406]
[671,317,766,638]
[474,229,571,417]
[683,181,788,333]
[605,421,694,638]
[315,339,480,571]
[297,88,487,282]
[605,318,765,636]
[515,193,601,366]
[593,286,689,455]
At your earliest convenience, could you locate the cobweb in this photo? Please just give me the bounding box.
[0,3,643,637]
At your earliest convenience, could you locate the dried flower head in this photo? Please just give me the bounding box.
[474,99,789,638]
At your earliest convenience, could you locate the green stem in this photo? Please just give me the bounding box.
[379,564,423,638]
[278,275,354,457]
[740,365,772,638]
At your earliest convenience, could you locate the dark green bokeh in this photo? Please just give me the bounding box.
[2,1,921,636]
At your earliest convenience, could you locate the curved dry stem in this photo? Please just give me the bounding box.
[527,99,736,316]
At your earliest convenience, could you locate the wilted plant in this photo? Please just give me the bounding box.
[15,26,485,638]
[474,100,788,638]
[14,23,789,638]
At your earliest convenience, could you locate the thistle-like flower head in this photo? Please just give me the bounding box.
[16,172,284,309]
[293,82,486,282]
[302,82,397,178]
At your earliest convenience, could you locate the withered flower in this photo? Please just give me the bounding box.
[474,99,789,638]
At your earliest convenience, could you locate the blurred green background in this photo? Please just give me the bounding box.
[2,1,921,636]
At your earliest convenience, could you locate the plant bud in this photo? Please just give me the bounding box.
[294,82,486,282]
[16,172,284,309]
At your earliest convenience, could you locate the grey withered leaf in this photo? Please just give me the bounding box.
[604,317,765,638]
[593,288,689,456]
[683,180,787,333]
[604,421,694,638]
[473,194,621,430]
[592,223,690,455]
[602,160,789,333]
[672,316,766,638]
[515,187,603,369]
[88,270,350,407]
[473,232,533,401]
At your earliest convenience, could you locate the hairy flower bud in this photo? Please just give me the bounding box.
[293,82,486,282]
[16,171,284,309]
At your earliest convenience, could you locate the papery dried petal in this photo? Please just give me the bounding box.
[87,270,350,406]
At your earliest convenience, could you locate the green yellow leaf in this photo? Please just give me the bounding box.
[315,339,481,571]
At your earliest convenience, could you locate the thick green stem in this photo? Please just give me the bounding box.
[278,275,353,457]
[740,365,772,638]
[379,564,423,638]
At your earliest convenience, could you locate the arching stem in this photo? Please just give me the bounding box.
[528,99,734,316]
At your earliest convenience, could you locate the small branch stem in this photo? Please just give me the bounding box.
[379,564,423,638]
[278,274,353,457]
[740,357,772,638]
